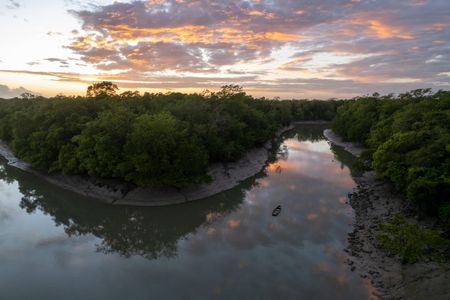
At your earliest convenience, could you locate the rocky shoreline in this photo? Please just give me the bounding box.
[0,122,329,206]
[325,129,450,300]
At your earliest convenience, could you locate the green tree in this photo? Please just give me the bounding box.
[124,112,209,187]
[333,90,450,224]
[86,81,119,98]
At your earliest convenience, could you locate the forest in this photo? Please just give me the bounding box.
[1,83,449,229]
[0,83,341,188]
[332,89,450,225]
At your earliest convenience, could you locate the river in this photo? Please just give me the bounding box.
[0,124,373,299]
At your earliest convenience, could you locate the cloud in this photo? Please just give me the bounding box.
[276,1,450,88]
[61,0,450,96]
[6,0,20,10]
[0,69,258,91]
[45,58,67,63]
[44,58,70,68]
[245,77,440,98]
[87,42,208,72]
[47,31,63,36]
[0,84,38,98]
[2,68,444,98]
[68,0,334,71]
[0,1,447,98]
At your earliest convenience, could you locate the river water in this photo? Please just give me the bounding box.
[0,125,372,299]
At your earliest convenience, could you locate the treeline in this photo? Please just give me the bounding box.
[0,84,341,187]
[332,89,450,224]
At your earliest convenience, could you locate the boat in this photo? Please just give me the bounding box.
[272,205,282,216]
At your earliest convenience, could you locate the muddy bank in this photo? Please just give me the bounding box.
[323,129,364,157]
[0,141,276,206]
[0,124,309,206]
[324,131,450,300]
[347,173,450,300]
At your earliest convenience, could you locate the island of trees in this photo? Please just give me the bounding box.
[0,83,340,188]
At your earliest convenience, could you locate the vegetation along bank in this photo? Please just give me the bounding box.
[0,84,339,204]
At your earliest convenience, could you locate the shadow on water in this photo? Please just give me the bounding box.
[0,159,268,260]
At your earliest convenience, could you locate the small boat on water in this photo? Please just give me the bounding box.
[272,205,282,216]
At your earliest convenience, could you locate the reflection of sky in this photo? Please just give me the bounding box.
[177,137,367,299]
[0,133,372,299]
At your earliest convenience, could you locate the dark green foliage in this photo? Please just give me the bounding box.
[352,149,374,172]
[333,97,382,142]
[123,112,209,186]
[0,85,340,187]
[86,81,119,98]
[439,203,450,228]
[376,216,450,264]
[332,90,450,224]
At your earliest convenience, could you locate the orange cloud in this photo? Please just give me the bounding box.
[307,213,319,221]
[227,219,241,229]
[266,160,299,173]
[248,10,264,17]
[206,212,221,222]
[207,227,217,236]
[88,24,301,48]
[4,0,447,98]
[342,15,415,40]
[367,20,414,40]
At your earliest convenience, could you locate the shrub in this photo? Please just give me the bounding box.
[376,216,450,264]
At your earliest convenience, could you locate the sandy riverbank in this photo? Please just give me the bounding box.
[324,130,450,300]
[0,123,325,206]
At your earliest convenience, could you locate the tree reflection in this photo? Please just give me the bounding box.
[281,124,360,177]
[329,145,357,174]
[287,124,329,142]
[0,124,340,260]
[0,159,265,260]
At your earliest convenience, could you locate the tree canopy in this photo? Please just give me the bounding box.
[0,84,341,188]
[332,90,450,225]
[86,81,119,98]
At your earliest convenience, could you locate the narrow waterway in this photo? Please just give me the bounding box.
[0,124,372,299]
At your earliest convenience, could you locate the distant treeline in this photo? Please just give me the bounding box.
[0,84,341,187]
[333,89,450,224]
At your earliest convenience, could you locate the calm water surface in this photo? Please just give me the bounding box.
[0,125,372,299]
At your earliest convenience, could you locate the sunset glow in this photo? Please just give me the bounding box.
[1,0,449,98]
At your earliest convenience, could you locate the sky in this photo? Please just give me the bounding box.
[0,0,449,99]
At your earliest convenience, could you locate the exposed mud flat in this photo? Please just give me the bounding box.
[346,172,450,300]
[324,132,450,300]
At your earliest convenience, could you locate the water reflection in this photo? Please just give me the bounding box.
[0,162,265,259]
[0,124,341,260]
[0,125,356,257]
[0,124,373,300]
